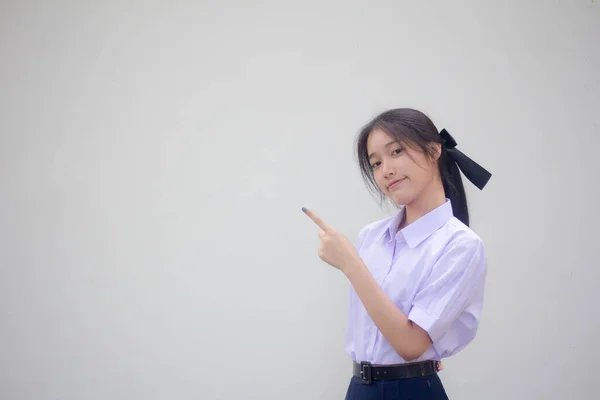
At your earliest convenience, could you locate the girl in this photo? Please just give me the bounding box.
[303,108,491,399]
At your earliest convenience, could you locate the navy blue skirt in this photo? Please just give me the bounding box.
[345,373,449,399]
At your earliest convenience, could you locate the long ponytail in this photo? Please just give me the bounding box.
[439,149,470,226]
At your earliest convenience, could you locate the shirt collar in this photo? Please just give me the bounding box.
[383,199,454,248]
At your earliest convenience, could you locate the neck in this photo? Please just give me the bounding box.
[400,178,446,228]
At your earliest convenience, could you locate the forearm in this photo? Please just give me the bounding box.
[343,257,431,361]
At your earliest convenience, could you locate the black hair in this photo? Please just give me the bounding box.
[356,108,470,226]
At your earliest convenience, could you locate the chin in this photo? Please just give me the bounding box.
[389,193,410,206]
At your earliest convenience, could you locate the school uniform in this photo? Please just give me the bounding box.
[344,199,487,400]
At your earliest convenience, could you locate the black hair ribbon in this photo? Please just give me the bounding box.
[439,129,492,190]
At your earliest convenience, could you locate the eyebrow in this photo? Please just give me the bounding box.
[368,140,399,159]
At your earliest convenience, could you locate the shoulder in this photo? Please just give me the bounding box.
[440,217,485,248]
[435,217,487,270]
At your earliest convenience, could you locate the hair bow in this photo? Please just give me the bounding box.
[439,129,492,190]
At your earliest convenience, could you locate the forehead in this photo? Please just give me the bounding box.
[367,128,399,152]
[366,128,429,162]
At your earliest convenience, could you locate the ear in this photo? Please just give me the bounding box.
[430,142,442,162]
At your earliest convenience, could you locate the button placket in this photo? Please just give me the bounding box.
[380,238,399,286]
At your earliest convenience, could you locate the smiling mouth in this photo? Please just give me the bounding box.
[388,178,406,190]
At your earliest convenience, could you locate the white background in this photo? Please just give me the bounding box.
[1,1,598,399]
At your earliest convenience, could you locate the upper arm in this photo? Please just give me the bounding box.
[407,234,487,356]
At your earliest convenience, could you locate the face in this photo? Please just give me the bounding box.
[366,128,440,206]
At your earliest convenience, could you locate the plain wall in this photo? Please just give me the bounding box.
[1,1,598,399]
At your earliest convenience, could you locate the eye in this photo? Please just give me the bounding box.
[392,148,403,156]
[370,161,381,169]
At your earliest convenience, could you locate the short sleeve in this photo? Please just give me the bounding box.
[407,234,487,356]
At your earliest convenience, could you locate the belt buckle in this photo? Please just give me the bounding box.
[359,361,372,385]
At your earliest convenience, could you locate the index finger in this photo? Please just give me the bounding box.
[302,207,333,233]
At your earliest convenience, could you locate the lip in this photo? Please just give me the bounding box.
[387,178,406,191]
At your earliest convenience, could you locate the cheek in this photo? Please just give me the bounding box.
[411,165,435,188]
[373,171,387,191]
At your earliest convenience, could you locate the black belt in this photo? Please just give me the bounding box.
[353,360,439,384]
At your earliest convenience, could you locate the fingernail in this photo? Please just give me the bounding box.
[302,207,307,212]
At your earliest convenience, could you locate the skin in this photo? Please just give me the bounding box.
[303,128,447,363]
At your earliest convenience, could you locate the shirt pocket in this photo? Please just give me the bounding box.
[384,257,431,314]
[359,244,392,284]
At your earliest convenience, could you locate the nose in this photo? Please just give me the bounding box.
[382,160,395,176]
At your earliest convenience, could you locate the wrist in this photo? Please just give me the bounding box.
[342,254,365,277]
